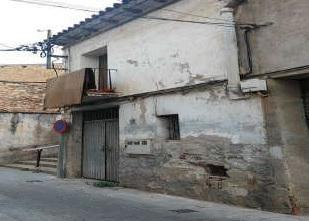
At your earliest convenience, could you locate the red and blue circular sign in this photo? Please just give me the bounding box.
[53,120,69,134]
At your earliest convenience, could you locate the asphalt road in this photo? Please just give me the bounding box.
[0,167,307,221]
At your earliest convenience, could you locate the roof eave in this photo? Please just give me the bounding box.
[49,0,182,48]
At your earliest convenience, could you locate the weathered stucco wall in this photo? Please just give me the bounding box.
[0,113,59,164]
[264,79,309,214]
[234,0,309,214]
[66,0,238,95]
[117,84,292,213]
[65,112,83,178]
[235,0,309,75]
[64,81,309,214]
[61,0,309,214]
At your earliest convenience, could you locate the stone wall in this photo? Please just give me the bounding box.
[0,113,59,164]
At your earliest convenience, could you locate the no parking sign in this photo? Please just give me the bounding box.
[53,120,70,135]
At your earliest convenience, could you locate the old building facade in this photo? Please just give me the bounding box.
[45,0,309,214]
[235,0,309,215]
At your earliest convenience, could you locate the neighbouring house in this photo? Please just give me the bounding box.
[44,0,309,215]
[0,64,60,164]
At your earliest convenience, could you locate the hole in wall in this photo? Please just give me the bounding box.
[206,164,229,177]
[129,118,136,125]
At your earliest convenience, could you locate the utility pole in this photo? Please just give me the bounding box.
[46,29,52,69]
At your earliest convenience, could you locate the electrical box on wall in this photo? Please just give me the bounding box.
[125,139,152,155]
[240,79,267,93]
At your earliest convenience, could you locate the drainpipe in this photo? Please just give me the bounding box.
[220,7,242,98]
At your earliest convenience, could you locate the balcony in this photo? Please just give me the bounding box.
[44,68,119,109]
[83,68,119,103]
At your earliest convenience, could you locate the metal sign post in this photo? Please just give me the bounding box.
[53,120,70,178]
[58,135,66,178]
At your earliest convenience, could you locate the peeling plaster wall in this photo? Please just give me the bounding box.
[117,84,291,213]
[63,82,306,213]
[0,113,59,164]
[66,0,236,95]
[234,0,309,213]
[61,0,309,214]
[235,0,309,75]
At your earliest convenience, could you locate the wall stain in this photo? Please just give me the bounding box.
[127,59,139,67]
[177,62,210,85]
[139,99,147,124]
[175,79,185,85]
[171,52,180,58]
[178,62,191,74]
[129,118,136,125]
[157,81,165,89]
[10,113,20,134]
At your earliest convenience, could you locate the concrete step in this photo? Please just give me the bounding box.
[1,163,57,176]
[18,161,57,168]
[40,158,58,163]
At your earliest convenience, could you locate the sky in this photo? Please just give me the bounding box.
[0,0,119,65]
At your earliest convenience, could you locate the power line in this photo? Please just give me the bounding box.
[162,9,234,23]
[46,14,238,44]
[7,0,100,12]
[0,48,20,52]
[0,43,15,49]
[141,16,235,27]
[0,6,238,53]
[47,15,236,44]
[7,0,238,24]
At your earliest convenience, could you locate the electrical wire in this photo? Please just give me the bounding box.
[7,13,228,52]
[6,0,100,12]
[141,15,235,27]
[0,43,15,49]
[162,8,233,23]
[0,48,19,51]
[0,1,242,52]
[6,0,237,25]
[0,13,237,52]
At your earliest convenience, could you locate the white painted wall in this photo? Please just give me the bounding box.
[66,0,237,95]
[119,85,266,146]
[0,113,59,150]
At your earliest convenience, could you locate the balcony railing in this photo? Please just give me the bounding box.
[84,68,118,96]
